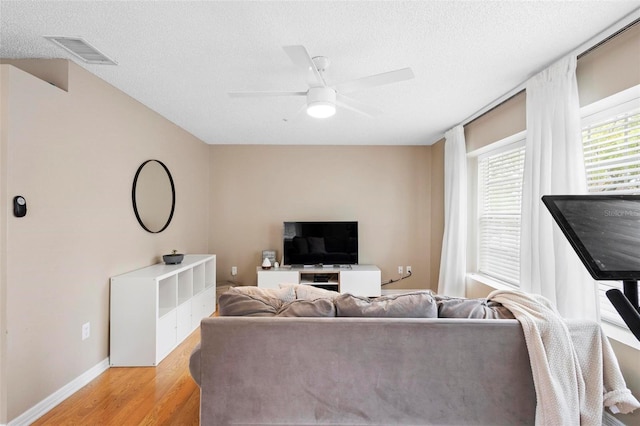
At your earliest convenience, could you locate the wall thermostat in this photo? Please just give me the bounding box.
[13,196,27,217]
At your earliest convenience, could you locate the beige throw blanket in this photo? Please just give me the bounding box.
[487,289,639,425]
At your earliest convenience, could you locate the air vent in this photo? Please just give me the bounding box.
[43,36,117,65]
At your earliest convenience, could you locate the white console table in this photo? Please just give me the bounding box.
[257,265,381,297]
[110,254,216,366]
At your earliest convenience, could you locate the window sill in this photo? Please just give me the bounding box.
[466,272,517,293]
[601,321,640,351]
[466,272,640,351]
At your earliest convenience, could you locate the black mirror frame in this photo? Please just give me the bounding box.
[132,159,176,233]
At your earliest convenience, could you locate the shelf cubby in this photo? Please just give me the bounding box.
[177,269,193,305]
[204,259,216,289]
[193,263,205,295]
[158,276,177,318]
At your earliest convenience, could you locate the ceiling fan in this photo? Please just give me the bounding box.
[228,45,415,119]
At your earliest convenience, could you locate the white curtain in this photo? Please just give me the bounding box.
[520,55,598,320]
[438,125,467,297]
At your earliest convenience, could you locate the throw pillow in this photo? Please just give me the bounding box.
[433,295,515,319]
[335,291,438,318]
[276,299,337,317]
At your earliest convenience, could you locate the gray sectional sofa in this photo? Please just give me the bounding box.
[189,285,538,425]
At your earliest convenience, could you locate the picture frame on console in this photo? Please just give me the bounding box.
[262,250,277,266]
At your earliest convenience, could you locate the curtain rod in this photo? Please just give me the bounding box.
[577,18,639,60]
[453,10,640,132]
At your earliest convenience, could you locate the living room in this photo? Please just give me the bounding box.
[1,1,640,425]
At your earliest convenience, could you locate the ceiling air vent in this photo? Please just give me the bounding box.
[43,36,117,65]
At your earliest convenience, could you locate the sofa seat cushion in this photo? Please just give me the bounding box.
[434,295,515,319]
[335,291,438,318]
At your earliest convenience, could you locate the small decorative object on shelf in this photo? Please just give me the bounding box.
[261,257,272,269]
[163,249,184,265]
[262,250,277,266]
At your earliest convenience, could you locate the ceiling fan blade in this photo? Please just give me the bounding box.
[228,91,307,98]
[282,103,309,123]
[334,67,414,94]
[282,45,326,88]
[336,94,382,118]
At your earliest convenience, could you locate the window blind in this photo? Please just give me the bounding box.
[582,107,640,195]
[581,105,639,327]
[478,144,525,285]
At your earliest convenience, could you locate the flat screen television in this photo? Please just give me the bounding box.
[542,195,640,341]
[283,221,358,267]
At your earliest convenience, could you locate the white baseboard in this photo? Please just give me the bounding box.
[8,358,110,426]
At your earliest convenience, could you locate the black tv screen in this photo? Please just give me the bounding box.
[542,195,640,281]
[283,221,358,266]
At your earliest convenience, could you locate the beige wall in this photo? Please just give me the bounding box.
[429,138,445,287]
[0,61,210,422]
[609,339,640,425]
[0,63,9,425]
[209,145,438,292]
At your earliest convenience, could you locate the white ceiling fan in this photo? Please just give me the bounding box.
[228,45,415,119]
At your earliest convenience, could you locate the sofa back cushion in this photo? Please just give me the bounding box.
[280,284,342,301]
[335,291,438,318]
[434,295,515,319]
[277,299,336,317]
[218,287,286,316]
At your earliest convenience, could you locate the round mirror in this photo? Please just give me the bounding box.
[132,159,175,233]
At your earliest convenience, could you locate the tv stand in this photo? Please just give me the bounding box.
[606,280,640,341]
[256,265,381,297]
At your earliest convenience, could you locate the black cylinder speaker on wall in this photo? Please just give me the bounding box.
[13,195,27,217]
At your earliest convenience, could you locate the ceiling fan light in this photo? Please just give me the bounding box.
[306,87,336,119]
[307,102,336,118]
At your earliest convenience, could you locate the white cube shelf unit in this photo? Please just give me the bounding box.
[110,254,216,366]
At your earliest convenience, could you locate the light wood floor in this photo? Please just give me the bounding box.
[32,326,203,425]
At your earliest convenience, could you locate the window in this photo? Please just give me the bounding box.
[470,88,637,302]
[581,87,640,326]
[477,139,526,285]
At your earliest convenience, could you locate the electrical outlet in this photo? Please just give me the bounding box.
[398,266,403,274]
[406,266,412,274]
[82,322,90,341]
[231,266,238,276]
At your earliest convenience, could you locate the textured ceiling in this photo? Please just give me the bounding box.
[1,1,639,146]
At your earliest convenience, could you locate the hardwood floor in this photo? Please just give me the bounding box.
[32,326,203,425]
